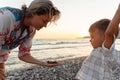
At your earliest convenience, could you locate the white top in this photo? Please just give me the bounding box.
[75,42,120,80]
[0,7,36,63]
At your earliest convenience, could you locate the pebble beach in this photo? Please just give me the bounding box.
[6,56,120,80]
[6,56,86,80]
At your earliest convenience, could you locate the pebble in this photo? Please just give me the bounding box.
[6,56,120,80]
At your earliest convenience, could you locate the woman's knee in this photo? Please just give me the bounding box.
[0,63,5,80]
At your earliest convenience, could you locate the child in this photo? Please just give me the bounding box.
[75,18,120,80]
[0,0,61,79]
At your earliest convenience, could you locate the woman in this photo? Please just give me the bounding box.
[0,0,61,79]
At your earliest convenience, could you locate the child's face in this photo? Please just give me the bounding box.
[30,14,51,30]
[89,29,105,48]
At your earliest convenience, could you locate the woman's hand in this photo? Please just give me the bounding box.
[44,61,61,67]
[19,54,62,67]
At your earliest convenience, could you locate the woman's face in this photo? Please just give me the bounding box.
[30,14,51,30]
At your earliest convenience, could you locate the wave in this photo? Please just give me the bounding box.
[32,41,89,46]
[12,45,82,52]
[12,39,90,52]
[32,46,80,51]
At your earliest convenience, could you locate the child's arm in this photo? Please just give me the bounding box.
[104,4,120,49]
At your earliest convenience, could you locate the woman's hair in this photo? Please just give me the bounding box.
[21,0,61,23]
[89,18,119,37]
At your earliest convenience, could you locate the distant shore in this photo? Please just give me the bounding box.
[6,56,87,80]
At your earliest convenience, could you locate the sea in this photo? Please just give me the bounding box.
[5,38,120,71]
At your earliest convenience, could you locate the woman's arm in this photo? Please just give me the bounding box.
[19,54,60,67]
[104,4,120,48]
[18,32,60,67]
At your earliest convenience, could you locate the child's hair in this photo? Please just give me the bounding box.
[21,0,61,23]
[89,18,119,37]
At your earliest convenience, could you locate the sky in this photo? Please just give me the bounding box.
[0,0,119,39]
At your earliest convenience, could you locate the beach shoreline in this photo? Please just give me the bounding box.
[6,56,87,80]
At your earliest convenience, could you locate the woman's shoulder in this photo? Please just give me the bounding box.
[6,7,22,21]
[0,6,21,12]
[0,7,8,10]
[0,7,22,21]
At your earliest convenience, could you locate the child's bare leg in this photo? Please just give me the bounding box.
[0,63,5,80]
